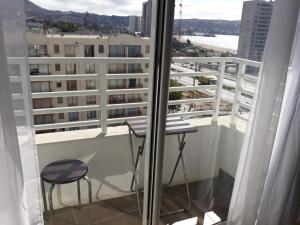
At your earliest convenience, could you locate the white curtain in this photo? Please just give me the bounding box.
[256,12,300,225]
[0,0,43,224]
[227,0,300,224]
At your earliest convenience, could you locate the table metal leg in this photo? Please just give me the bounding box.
[130,138,145,191]
[48,184,55,219]
[165,134,186,186]
[128,128,143,216]
[77,180,81,208]
[128,129,191,217]
[83,176,92,204]
[161,133,191,216]
[180,151,191,210]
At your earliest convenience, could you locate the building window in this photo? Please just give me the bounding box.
[30,64,39,75]
[55,64,61,71]
[85,63,95,74]
[84,45,94,57]
[58,113,64,119]
[67,80,77,91]
[128,64,141,73]
[34,114,53,125]
[86,95,96,105]
[128,45,141,57]
[108,64,126,74]
[28,44,48,57]
[128,79,137,88]
[30,64,49,75]
[108,79,126,89]
[54,45,60,54]
[87,111,97,119]
[99,45,104,53]
[128,108,139,116]
[57,97,63,104]
[145,63,149,68]
[31,82,50,92]
[108,109,125,118]
[56,82,62,88]
[67,96,78,106]
[144,78,148,82]
[68,112,79,121]
[66,63,76,74]
[32,98,52,109]
[145,45,150,53]
[65,45,75,57]
[109,94,125,104]
[109,45,126,57]
[86,80,96,89]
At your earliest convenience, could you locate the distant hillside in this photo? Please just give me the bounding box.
[25,0,129,32]
[25,0,240,35]
[174,19,240,36]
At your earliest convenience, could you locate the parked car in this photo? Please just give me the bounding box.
[198,75,217,85]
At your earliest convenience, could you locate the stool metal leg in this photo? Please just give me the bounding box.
[48,184,55,218]
[83,176,92,204]
[41,177,48,214]
[77,180,81,207]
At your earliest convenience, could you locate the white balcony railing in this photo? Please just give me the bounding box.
[8,57,261,133]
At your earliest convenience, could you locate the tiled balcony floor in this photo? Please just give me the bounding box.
[44,170,234,225]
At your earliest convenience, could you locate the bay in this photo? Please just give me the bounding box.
[182,35,240,52]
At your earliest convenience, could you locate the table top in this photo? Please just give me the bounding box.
[41,159,88,184]
[126,117,198,138]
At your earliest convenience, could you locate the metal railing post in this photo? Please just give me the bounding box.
[212,60,226,124]
[230,62,246,127]
[100,63,107,134]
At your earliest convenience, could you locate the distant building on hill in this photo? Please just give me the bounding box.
[237,0,273,72]
[128,16,141,34]
[141,0,152,37]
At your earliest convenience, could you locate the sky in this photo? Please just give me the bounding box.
[30,0,246,20]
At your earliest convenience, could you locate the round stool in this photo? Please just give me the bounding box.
[40,159,92,217]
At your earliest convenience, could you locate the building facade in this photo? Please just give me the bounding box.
[237,0,273,64]
[27,32,151,132]
[128,16,141,34]
[141,0,152,37]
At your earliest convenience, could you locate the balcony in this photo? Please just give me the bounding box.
[8,56,259,224]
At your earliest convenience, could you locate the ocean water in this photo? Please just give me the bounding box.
[182,35,240,51]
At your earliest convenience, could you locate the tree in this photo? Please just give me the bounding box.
[91,22,99,31]
[168,79,183,111]
[53,21,78,32]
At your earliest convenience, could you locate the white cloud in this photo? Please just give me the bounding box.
[30,0,245,20]
[31,0,143,16]
[174,0,245,20]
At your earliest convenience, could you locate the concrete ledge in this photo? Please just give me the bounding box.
[36,116,247,145]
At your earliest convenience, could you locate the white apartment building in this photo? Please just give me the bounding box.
[128,16,141,34]
[237,0,273,64]
[142,0,152,37]
[27,32,151,132]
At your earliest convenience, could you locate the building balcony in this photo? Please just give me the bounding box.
[8,56,260,224]
[36,115,246,224]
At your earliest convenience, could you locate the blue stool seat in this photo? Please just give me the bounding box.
[41,159,88,184]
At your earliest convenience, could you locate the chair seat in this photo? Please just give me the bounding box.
[41,159,88,184]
